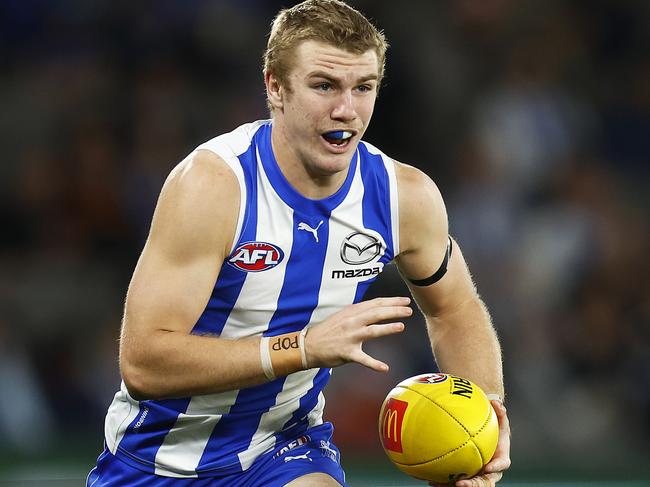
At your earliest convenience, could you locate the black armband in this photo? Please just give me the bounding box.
[408,236,453,287]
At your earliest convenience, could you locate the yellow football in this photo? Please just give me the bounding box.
[378,373,499,483]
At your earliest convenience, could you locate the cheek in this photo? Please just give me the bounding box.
[358,98,376,122]
[287,97,316,126]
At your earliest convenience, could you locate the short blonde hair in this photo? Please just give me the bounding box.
[263,0,388,100]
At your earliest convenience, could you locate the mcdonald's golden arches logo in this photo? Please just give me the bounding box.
[381,397,408,453]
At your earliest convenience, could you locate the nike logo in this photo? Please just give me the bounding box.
[298,221,323,243]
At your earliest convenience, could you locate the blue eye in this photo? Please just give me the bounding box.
[316,83,331,91]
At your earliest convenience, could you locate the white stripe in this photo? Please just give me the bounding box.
[237,369,320,470]
[219,146,294,340]
[197,120,269,254]
[363,142,400,256]
[385,156,400,256]
[154,390,239,477]
[104,382,142,454]
[307,391,326,427]
[311,150,366,323]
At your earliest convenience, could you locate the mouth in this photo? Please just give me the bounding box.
[321,129,357,150]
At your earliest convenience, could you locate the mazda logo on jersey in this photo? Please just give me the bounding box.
[340,231,383,265]
[228,241,284,272]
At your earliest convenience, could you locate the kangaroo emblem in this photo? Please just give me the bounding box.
[298,221,323,243]
[284,450,312,463]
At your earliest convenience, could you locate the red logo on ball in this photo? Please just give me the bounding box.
[382,398,408,453]
[228,241,284,272]
[414,373,449,384]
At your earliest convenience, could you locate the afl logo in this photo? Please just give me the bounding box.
[414,373,449,384]
[340,231,383,265]
[228,241,284,272]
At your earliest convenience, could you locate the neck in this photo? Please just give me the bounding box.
[270,120,349,200]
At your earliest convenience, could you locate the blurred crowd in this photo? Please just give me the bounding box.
[0,0,648,476]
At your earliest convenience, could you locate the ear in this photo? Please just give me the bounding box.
[265,71,284,111]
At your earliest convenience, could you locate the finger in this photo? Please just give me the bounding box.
[456,472,501,487]
[491,399,509,428]
[354,305,413,325]
[363,296,411,307]
[343,296,411,315]
[484,401,511,473]
[364,322,405,339]
[351,349,389,372]
[484,452,511,474]
[468,472,503,487]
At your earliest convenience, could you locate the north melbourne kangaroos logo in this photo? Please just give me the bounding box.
[340,232,383,265]
[228,241,284,272]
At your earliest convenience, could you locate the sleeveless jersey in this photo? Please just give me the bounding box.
[102,120,400,478]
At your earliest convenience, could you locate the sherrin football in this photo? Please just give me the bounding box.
[378,373,499,483]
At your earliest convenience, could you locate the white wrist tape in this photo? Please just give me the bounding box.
[486,393,503,403]
[298,328,309,369]
[260,336,276,381]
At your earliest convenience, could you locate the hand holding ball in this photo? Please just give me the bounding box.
[379,373,499,483]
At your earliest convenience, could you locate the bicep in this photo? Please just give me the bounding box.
[402,237,479,318]
[125,238,220,336]
[393,162,477,317]
[122,151,240,340]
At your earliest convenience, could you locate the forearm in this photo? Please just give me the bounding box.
[120,329,303,400]
[120,295,413,400]
[426,297,504,399]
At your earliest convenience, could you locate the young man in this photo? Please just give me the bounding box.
[88,1,510,486]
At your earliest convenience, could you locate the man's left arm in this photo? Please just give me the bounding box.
[393,161,511,487]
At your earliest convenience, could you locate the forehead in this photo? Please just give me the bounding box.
[290,40,379,79]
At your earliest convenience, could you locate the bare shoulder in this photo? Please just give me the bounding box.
[393,159,448,260]
[165,149,238,199]
[149,149,241,258]
[394,160,445,209]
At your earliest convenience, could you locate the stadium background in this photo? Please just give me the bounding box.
[0,0,648,485]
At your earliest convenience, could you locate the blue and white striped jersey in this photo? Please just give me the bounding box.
[103,120,400,478]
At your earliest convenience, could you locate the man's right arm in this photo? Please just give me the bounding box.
[120,149,412,401]
[119,149,270,399]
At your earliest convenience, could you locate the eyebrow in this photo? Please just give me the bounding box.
[307,71,379,83]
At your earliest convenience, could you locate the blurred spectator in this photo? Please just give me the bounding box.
[0,315,55,454]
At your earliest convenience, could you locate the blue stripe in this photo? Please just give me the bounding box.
[358,143,394,259]
[192,135,260,336]
[115,398,192,473]
[354,144,396,303]
[278,368,331,437]
[264,210,330,336]
[195,379,288,475]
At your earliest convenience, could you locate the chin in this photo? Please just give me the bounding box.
[316,153,354,175]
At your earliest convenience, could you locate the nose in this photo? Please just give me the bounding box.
[330,90,357,122]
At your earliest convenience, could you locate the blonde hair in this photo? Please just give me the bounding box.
[263,0,388,103]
